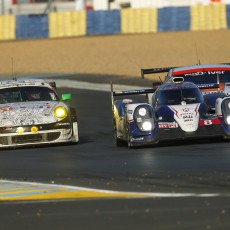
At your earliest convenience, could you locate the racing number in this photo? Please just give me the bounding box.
[204,120,213,125]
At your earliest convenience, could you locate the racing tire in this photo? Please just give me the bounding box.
[113,121,125,147]
[127,134,134,148]
[126,126,134,148]
[71,121,79,144]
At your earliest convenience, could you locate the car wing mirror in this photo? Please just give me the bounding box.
[61,93,72,101]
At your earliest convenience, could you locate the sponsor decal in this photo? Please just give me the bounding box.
[0,107,13,112]
[55,123,70,127]
[128,110,133,114]
[158,122,178,129]
[184,71,225,76]
[181,114,194,122]
[197,84,217,88]
[200,118,221,126]
[182,108,190,112]
[131,137,144,142]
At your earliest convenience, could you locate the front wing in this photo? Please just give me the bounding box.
[128,117,230,146]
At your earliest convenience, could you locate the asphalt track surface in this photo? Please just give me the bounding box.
[0,78,230,230]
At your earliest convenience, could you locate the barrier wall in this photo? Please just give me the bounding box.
[191,4,227,30]
[49,11,86,38]
[16,15,48,39]
[227,5,230,26]
[158,7,190,32]
[87,10,120,35]
[121,8,157,34]
[0,4,230,41]
[0,15,15,40]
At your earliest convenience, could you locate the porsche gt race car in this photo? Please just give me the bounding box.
[0,78,79,148]
[111,79,230,147]
[142,63,230,114]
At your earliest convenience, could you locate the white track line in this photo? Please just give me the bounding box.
[0,180,229,198]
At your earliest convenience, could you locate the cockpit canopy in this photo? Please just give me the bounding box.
[153,86,204,106]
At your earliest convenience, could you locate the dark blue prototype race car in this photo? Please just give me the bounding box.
[111,78,230,148]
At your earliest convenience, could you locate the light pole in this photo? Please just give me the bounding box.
[44,0,53,14]
[1,0,5,15]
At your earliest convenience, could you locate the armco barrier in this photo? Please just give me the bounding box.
[16,15,48,39]
[121,8,157,34]
[49,11,86,38]
[86,10,120,35]
[158,7,190,32]
[0,15,15,41]
[191,4,227,30]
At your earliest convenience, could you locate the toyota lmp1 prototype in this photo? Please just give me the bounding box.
[0,78,79,148]
[111,78,230,147]
[142,63,230,114]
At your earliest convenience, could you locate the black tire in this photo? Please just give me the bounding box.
[71,122,79,144]
[113,121,124,147]
[126,125,134,148]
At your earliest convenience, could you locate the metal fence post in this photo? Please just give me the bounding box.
[1,0,5,15]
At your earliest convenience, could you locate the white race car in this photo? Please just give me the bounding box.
[0,78,79,148]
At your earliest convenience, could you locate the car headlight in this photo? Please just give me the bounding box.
[54,106,67,119]
[139,108,147,116]
[134,105,154,132]
[142,121,152,131]
[226,116,230,125]
[222,99,230,125]
[228,102,230,109]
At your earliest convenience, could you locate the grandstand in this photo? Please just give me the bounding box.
[0,0,228,15]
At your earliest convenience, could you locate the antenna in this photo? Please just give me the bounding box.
[11,57,17,80]
[11,57,14,76]
[194,43,201,65]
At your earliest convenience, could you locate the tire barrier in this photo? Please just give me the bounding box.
[191,4,227,30]
[0,15,15,41]
[121,8,157,34]
[86,10,120,35]
[16,14,48,39]
[49,11,86,38]
[1,4,230,41]
[158,7,190,32]
[226,5,230,27]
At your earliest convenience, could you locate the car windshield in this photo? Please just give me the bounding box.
[0,86,58,104]
[173,70,230,84]
[156,87,203,106]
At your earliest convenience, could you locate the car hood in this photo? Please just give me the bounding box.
[0,101,65,127]
[168,103,200,132]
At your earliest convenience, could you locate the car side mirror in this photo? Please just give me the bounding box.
[61,93,72,101]
[152,81,162,89]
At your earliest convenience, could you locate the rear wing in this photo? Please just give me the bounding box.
[141,63,230,79]
[141,66,177,79]
[110,81,156,112]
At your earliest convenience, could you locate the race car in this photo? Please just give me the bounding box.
[141,63,230,114]
[111,78,230,147]
[0,78,79,148]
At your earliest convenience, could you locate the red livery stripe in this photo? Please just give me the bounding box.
[173,67,230,76]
